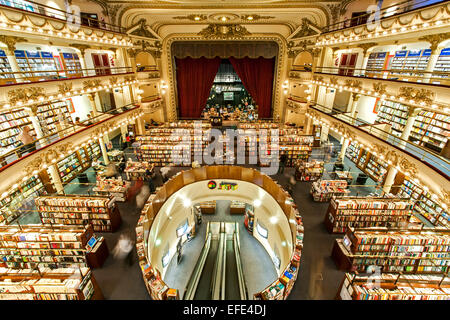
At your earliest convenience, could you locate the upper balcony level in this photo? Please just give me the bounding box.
[315,0,450,47]
[0,70,137,111]
[0,0,134,47]
[311,72,450,114]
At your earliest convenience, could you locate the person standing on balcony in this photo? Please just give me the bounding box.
[17,126,36,157]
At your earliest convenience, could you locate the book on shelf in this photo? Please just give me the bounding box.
[35,195,122,232]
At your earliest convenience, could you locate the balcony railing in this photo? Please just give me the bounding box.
[322,0,446,33]
[0,0,125,33]
[0,67,133,86]
[309,102,450,178]
[136,65,159,72]
[315,66,450,86]
[0,100,144,171]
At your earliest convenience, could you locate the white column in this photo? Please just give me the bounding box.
[5,50,24,83]
[350,94,360,118]
[399,107,420,148]
[135,116,144,135]
[320,125,329,143]
[423,48,441,83]
[87,93,100,117]
[382,166,398,194]
[339,138,350,161]
[25,109,48,147]
[305,115,313,135]
[99,137,110,165]
[361,54,370,71]
[48,164,64,194]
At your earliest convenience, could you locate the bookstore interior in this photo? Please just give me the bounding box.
[0,0,449,303]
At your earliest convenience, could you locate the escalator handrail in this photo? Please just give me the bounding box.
[184,231,212,300]
[233,229,249,300]
[211,232,226,300]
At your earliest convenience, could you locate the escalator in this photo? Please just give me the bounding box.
[183,222,248,300]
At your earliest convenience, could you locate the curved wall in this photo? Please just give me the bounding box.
[148,179,293,279]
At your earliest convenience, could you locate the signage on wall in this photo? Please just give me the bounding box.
[207,180,238,190]
[218,182,237,191]
[207,180,217,189]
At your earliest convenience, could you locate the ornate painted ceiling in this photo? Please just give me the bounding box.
[95,1,354,39]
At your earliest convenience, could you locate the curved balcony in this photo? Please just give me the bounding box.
[0,0,125,33]
[322,0,444,34]
[316,0,450,47]
[0,101,144,192]
[0,67,133,87]
[314,66,450,86]
[307,103,449,197]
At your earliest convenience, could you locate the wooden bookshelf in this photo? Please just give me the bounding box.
[0,266,103,300]
[0,225,93,269]
[254,212,303,300]
[136,122,313,167]
[332,228,450,274]
[394,174,449,228]
[375,100,409,137]
[0,175,48,224]
[409,110,449,154]
[0,49,15,85]
[324,197,415,234]
[337,272,450,300]
[35,195,122,232]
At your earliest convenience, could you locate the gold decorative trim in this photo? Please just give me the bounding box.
[164,34,286,122]
[198,24,251,39]
[7,87,45,105]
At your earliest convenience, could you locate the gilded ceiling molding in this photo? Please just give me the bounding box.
[173,14,208,21]
[109,77,119,86]
[289,18,321,39]
[7,87,45,105]
[58,83,73,95]
[117,4,331,28]
[344,79,362,89]
[82,80,101,91]
[240,14,276,22]
[441,189,450,208]
[163,34,286,122]
[107,4,123,26]
[372,83,387,96]
[69,44,91,56]
[398,87,435,105]
[198,24,251,39]
[329,76,339,85]
[357,42,378,56]
[0,35,28,54]
[418,32,450,51]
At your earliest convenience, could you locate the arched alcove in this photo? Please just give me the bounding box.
[136,51,157,68]
[293,51,313,68]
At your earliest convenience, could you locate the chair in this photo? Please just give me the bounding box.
[356,173,368,184]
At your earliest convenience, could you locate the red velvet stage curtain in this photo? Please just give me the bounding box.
[175,57,221,118]
[229,57,275,119]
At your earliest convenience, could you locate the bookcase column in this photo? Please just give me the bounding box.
[48,164,64,194]
[361,53,370,71]
[382,166,398,194]
[99,137,110,165]
[399,107,421,148]
[339,138,350,161]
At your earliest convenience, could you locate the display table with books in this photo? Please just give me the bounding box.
[92,176,131,202]
[310,180,350,202]
[124,160,154,181]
